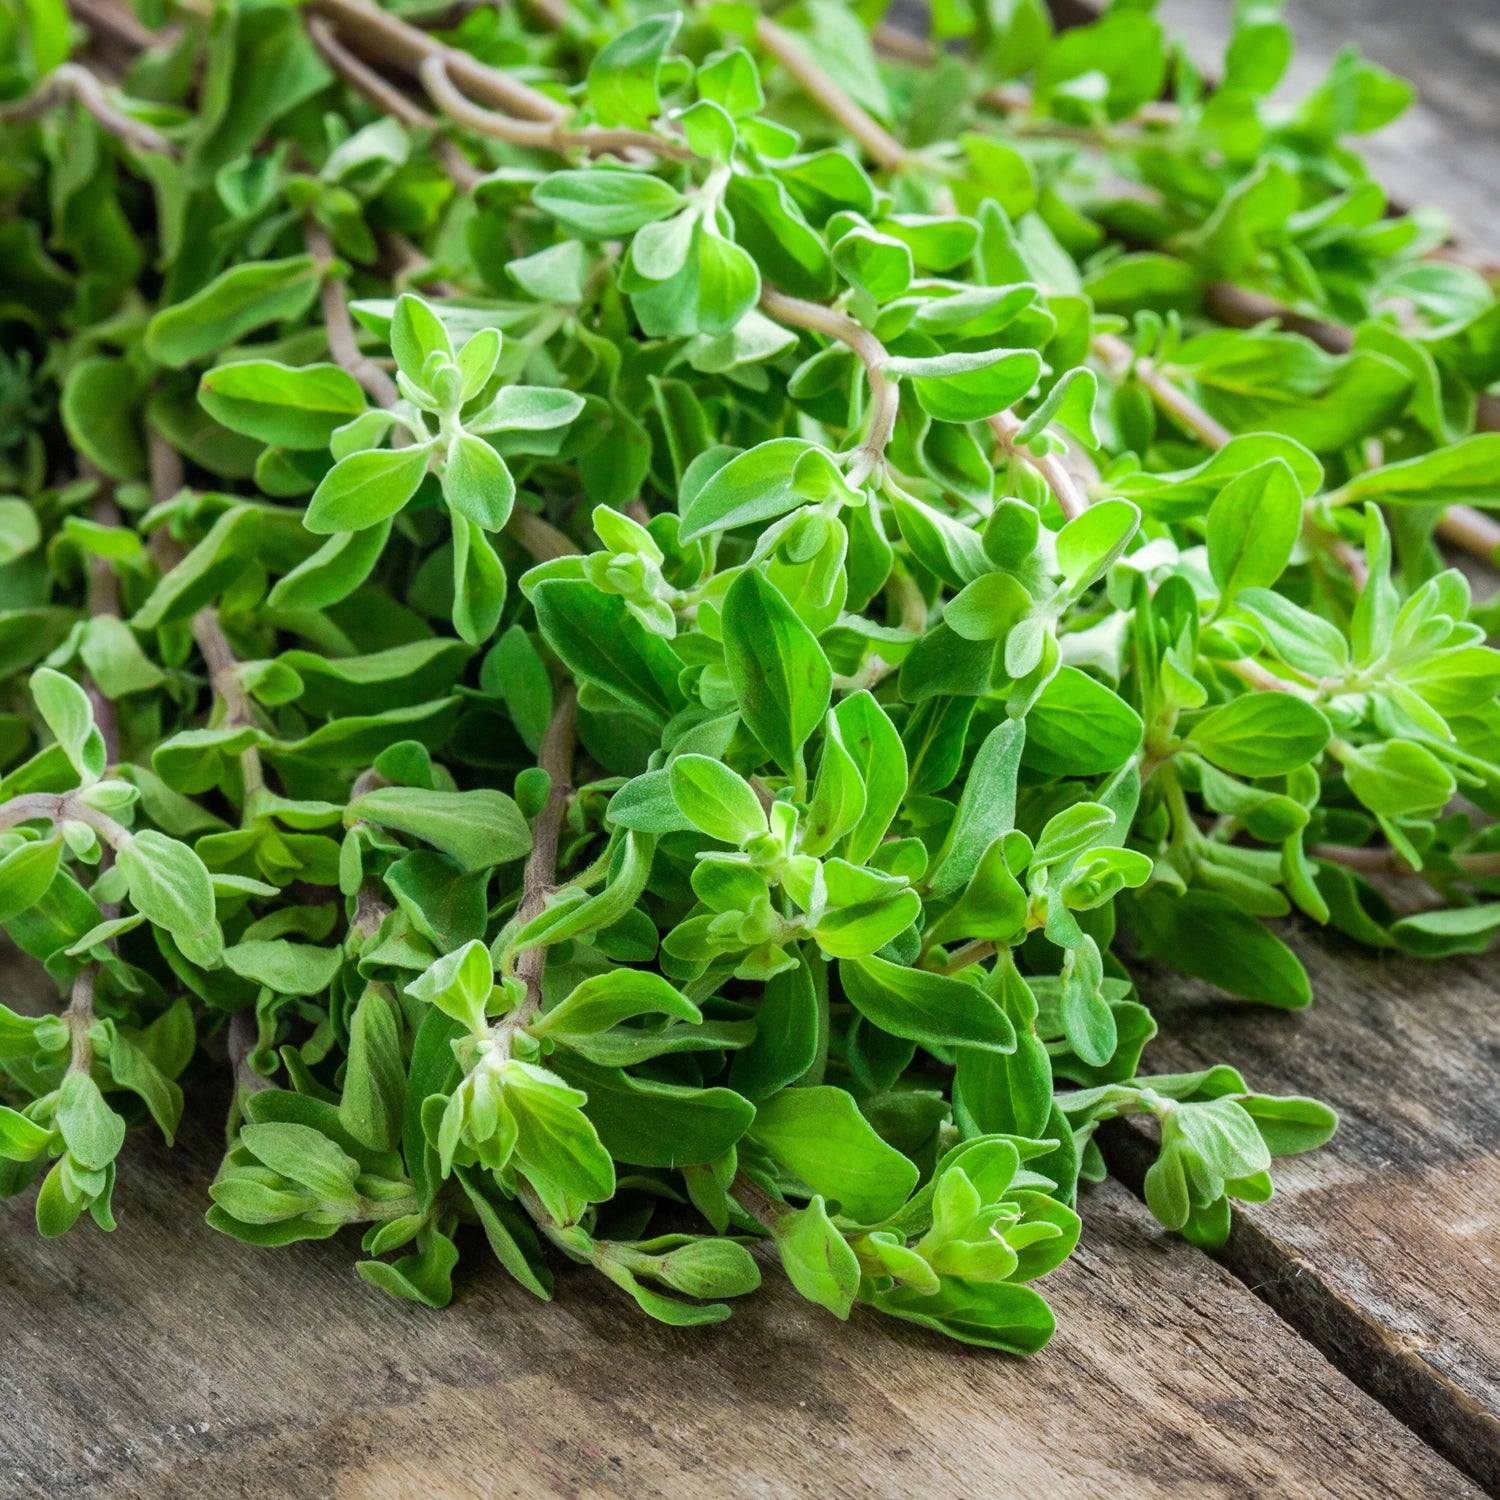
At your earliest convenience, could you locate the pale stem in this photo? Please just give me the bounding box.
[757,285,899,473]
[989,409,1089,521]
[308,0,565,123]
[308,16,482,192]
[753,15,910,174]
[730,1169,787,1229]
[71,0,165,53]
[419,55,696,162]
[1092,331,1231,449]
[1312,844,1500,880]
[0,62,178,158]
[148,434,267,805]
[1092,331,1374,583]
[508,685,579,1030]
[307,222,402,408]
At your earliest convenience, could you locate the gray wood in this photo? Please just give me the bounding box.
[1114,937,1500,1492]
[0,1114,1479,1500]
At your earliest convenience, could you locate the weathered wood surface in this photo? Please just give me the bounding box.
[5,5,1500,1497]
[1116,938,1500,1493]
[0,1113,1480,1500]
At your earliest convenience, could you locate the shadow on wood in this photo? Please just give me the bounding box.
[1119,934,1500,1493]
[0,1091,1476,1500]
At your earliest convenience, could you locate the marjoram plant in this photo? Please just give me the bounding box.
[1,0,1498,1350]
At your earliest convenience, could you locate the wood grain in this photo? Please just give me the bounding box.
[1115,934,1500,1492]
[0,1106,1478,1500]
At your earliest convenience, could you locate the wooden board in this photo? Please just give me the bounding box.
[1113,936,1500,1492]
[0,1111,1479,1500]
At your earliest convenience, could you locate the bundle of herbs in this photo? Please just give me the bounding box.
[0,0,1497,1352]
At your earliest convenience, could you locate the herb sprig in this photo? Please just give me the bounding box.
[0,0,1496,1349]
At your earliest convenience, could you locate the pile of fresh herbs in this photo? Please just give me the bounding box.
[0,0,1497,1352]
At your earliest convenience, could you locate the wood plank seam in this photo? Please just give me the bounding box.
[1099,1119,1500,1498]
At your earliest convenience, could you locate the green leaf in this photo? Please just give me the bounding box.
[551,1052,755,1167]
[1328,432,1500,509]
[534,170,687,238]
[117,830,223,970]
[534,969,700,1037]
[927,719,1024,898]
[452,516,508,647]
[390,293,453,387]
[0,837,62,921]
[223,939,342,995]
[677,438,813,541]
[1130,888,1311,1008]
[304,445,432,535]
[1022,668,1143,777]
[505,1061,616,1203]
[1240,1094,1338,1155]
[532,580,685,724]
[62,357,145,478]
[197,361,367,450]
[145,256,324,368]
[904,349,1043,424]
[56,1072,125,1173]
[669,754,767,845]
[772,1194,860,1318]
[1340,740,1455,817]
[441,433,516,531]
[1187,694,1331,777]
[721,568,831,777]
[587,12,681,128]
[348,786,531,872]
[871,1277,1056,1354]
[1054,499,1139,593]
[749,1084,917,1224]
[30,667,104,783]
[832,691,906,865]
[107,1031,185,1144]
[730,952,821,1102]
[842,957,1016,1053]
[1207,459,1303,600]
[238,1121,361,1205]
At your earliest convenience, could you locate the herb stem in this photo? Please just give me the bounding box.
[308,222,402,408]
[0,62,178,159]
[989,409,1090,520]
[0,792,130,848]
[753,16,910,174]
[1221,656,1316,698]
[1202,281,1500,568]
[71,0,164,53]
[78,471,123,769]
[419,55,696,162]
[929,939,997,976]
[758,285,900,477]
[730,1169,785,1229]
[509,684,579,1029]
[307,0,565,125]
[308,16,482,192]
[1092,332,1231,449]
[192,609,266,800]
[1312,844,1500,880]
[149,434,268,811]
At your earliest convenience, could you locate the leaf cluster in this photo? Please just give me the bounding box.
[0,0,1497,1349]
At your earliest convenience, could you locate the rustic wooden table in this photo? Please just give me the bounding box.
[6,4,1500,1498]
